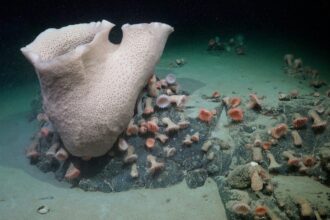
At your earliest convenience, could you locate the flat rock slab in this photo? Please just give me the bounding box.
[273,175,330,208]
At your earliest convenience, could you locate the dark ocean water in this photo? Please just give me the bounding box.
[1,0,329,87]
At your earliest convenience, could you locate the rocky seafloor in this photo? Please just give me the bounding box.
[25,60,330,219]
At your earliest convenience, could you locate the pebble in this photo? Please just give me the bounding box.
[37,205,50,214]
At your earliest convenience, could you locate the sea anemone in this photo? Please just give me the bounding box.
[64,161,80,180]
[138,120,148,134]
[292,113,308,129]
[170,95,187,107]
[183,134,193,146]
[229,97,241,108]
[251,170,263,191]
[254,205,268,217]
[178,120,190,129]
[64,162,81,180]
[145,138,156,149]
[126,119,139,136]
[124,145,138,164]
[147,75,159,97]
[270,123,288,139]
[165,73,176,85]
[162,117,180,133]
[146,117,159,133]
[118,138,129,152]
[163,146,176,158]
[25,140,40,159]
[248,94,261,110]
[228,108,244,122]
[231,202,251,216]
[309,110,327,132]
[191,132,200,142]
[143,97,154,115]
[212,91,221,98]
[291,130,302,146]
[262,141,272,150]
[303,155,316,167]
[284,54,294,66]
[156,95,171,109]
[290,89,299,98]
[55,148,69,161]
[130,163,139,178]
[155,132,168,144]
[198,108,213,123]
[293,58,303,70]
[147,155,164,174]
[283,151,300,167]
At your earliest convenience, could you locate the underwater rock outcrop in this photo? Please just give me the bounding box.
[21,20,173,157]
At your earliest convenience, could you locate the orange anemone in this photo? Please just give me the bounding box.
[198,108,213,123]
[262,141,272,150]
[145,138,156,149]
[271,123,288,139]
[146,121,159,133]
[292,117,308,129]
[212,91,221,98]
[254,205,268,217]
[229,97,241,108]
[228,107,244,122]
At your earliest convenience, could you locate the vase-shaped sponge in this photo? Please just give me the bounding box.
[21,20,173,157]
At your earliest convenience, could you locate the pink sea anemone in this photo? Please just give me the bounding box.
[165,73,176,85]
[145,138,156,149]
[292,114,308,129]
[156,94,171,109]
[198,108,213,123]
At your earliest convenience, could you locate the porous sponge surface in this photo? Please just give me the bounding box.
[21,20,173,157]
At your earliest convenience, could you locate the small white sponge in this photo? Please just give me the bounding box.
[21,20,173,157]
